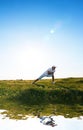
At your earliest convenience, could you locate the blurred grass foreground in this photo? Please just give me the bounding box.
[0,77,83,119]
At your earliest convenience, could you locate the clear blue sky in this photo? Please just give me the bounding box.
[0,0,83,79]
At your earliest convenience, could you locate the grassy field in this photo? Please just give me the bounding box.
[0,77,83,119]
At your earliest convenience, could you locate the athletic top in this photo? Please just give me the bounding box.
[38,67,55,79]
[43,67,55,76]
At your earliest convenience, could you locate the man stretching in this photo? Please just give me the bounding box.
[32,66,56,84]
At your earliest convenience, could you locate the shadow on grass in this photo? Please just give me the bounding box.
[12,87,83,106]
[32,83,45,88]
[55,83,70,89]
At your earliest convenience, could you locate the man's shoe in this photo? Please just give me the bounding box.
[52,81,55,84]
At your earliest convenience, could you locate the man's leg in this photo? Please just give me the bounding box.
[32,78,39,84]
[32,73,45,84]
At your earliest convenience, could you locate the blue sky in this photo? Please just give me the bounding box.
[0,0,83,79]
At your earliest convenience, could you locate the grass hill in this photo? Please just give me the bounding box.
[0,77,83,119]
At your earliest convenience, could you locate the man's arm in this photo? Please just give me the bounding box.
[47,71,55,84]
[52,74,54,82]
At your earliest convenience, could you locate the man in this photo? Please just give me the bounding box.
[32,66,56,84]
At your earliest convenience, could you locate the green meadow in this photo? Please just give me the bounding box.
[0,78,83,119]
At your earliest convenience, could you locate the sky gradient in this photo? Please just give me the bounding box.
[0,0,83,79]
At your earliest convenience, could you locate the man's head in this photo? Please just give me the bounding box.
[52,66,56,70]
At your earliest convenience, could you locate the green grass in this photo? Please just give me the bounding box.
[0,78,83,119]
